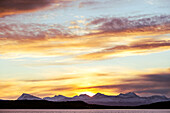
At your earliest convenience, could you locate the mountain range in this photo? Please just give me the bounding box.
[13,92,170,106]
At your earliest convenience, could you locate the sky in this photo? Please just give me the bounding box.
[0,0,170,100]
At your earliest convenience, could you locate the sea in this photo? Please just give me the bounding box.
[0,109,170,113]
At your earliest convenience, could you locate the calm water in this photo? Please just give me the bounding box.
[0,109,170,113]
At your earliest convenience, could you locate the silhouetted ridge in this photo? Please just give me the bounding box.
[14,92,169,107]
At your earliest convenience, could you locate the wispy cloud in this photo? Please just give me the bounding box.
[0,15,170,61]
[21,76,79,82]
[79,68,170,95]
[79,0,101,8]
[88,15,170,33]
[0,67,170,99]
[77,39,170,60]
[76,15,170,60]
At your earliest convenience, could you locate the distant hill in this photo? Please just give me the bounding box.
[0,100,170,109]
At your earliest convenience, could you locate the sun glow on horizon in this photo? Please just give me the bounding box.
[80,92,96,97]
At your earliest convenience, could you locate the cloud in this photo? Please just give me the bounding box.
[0,15,170,61]
[0,23,75,58]
[126,71,170,86]
[0,67,170,99]
[80,83,156,91]
[75,15,170,61]
[79,1,101,8]
[82,15,170,59]
[25,59,85,66]
[0,78,78,99]
[45,86,75,92]
[0,23,110,59]
[79,68,170,96]
[89,15,170,32]
[77,39,170,60]
[136,88,170,95]
[0,23,67,39]
[21,76,79,82]
[0,0,74,17]
[0,83,13,89]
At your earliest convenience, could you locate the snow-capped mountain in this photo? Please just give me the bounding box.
[72,94,91,100]
[42,92,169,106]
[17,93,42,100]
[117,92,139,98]
[84,92,169,106]
[17,92,169,106]
[43,94,91,102]
[92,93,109,98]
[143,95,169,103]
[43,95,69,101]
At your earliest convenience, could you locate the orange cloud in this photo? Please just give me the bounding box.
[0,67,169,99]
[0,15,170,61]
[78,68,170,96]
[77,39,170,60]
[21,76,79,82]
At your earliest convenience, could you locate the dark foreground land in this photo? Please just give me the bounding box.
[0,100,170,109]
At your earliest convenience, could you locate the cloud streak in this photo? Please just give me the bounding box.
[88,15,170,34]
[79,1,101,8]
[77,39,170,60]
[0,15,170,61]
[0,68,170,99]
[21,76,79,82]
[79,68,170,95]
[75,15,170,60]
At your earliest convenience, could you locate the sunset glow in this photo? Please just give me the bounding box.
[0,0,170,100]
[80,92,95,97]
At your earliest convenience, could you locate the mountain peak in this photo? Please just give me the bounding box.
[149,95,168,99]
[21,93,29,95]
[71,94,91,100]
[93,93,107,98]
[43,94,69,101]
[16,92,169,107]
[79,94,90,97]
[19,93,33,97]
[126,92,137,96]
[17,93,42,100]
[118,92,139,98]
